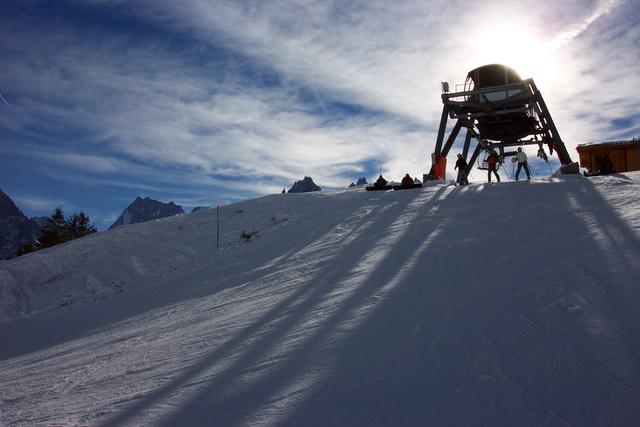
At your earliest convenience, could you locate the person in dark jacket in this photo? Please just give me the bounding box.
[454,153,468,185]
[486,150,501,182]
[600,154,614,174]
[374,174,388,189]
[401,173,414,188]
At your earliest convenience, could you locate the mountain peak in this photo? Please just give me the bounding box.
[109,197,184,229]
[0,188,41,258]
[288,176,321,193]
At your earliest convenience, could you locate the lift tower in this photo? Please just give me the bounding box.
[426,64,578,181]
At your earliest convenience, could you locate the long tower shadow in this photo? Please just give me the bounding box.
[278,176,640,426]
[100,187,439,426]
[154,187,453,425]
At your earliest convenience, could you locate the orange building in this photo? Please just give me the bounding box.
[576,138,640,173]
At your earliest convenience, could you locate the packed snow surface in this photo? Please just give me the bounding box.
[2,173,640,426]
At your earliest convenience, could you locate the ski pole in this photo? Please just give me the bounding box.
[500,163,512,181]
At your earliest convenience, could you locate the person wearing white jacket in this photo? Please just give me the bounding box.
[514,147,531,181]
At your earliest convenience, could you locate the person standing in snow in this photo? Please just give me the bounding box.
[454,153,468,185]
[486,150,501,183]
[514,147,531,181]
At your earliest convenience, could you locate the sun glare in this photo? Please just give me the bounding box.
[469,22,560,85]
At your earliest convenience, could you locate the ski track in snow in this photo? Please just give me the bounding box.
[1,173,640,426]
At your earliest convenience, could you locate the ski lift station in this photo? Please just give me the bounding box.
[426,64,579,181]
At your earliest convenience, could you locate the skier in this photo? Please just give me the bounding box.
[454,153,468,185]
[514,147,531,181]
[486,150,501,182]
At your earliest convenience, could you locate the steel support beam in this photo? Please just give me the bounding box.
[462,129,473,159]
[440,120,463,159]
[464,143,484,178]
[433,104,449,160]
[526,79,573,164]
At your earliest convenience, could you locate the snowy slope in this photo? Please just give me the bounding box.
[1,173,640,426]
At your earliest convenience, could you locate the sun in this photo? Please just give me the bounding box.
[468,21,560,85]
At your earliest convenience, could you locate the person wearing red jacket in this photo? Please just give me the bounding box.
[486,150,501,182]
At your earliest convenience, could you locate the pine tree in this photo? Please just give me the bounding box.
[64,212,80,240]
[15,208,98,257]
[63,211,97,240]
[40,207,66,248]
[76,211,97,237]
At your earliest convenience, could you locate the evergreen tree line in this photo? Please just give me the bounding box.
[17,207,97,256]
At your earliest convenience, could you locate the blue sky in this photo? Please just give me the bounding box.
[1,0,638,229]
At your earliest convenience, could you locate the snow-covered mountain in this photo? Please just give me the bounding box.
[349,177,368,187]
[109,196,184,229]
[1,173,640,426]
[288,176,321,193]
[0,188,41,259]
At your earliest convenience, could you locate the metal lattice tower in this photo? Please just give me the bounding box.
[426,64,578,181]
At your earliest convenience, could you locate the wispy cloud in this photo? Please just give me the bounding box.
[551,0,621,49]
[1,13,428,188]
[87,0,638,148]
[13,195,70,212]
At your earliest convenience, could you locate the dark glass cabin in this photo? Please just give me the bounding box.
[464,64,536,141]
[465,64,522,92]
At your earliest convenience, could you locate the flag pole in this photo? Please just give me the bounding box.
[216,200,220,248]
